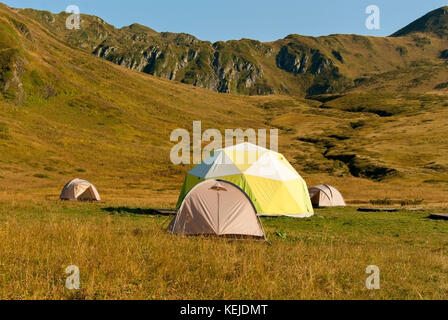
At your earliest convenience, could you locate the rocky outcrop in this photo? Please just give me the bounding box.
[92,33,352,95]
[92,39,268,94]
[275,43,353,95]
[332,50,344,63]
[17,6,448,96]
[276,44,334,75]
[211,51,264,93]
[0,48,25,104]
[10,18,32,41]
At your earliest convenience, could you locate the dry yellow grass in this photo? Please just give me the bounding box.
[0,4,448,300]
[0,196,448,300]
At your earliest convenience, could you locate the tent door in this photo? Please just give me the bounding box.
[78,186,94,201]
[310,190,320,206]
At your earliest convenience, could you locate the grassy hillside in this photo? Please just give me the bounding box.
[0,3,447,300]
[392,6,448,38]
[0,3,447,206]
[18,5,448,96]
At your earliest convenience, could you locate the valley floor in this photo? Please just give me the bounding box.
[0,197,447,300]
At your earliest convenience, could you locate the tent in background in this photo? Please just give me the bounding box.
[169,180,265,239]
[308,184,346,207]
[176,142,314,218]
[60,178,101,201]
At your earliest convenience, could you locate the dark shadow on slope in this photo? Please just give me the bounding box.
[102,207,176,216]
[324,153,399,181]
[428,213,448,220]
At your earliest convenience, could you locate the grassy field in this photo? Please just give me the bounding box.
[0,3,448,300]
[0,198,447,300]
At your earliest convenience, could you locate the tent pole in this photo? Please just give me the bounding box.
[217,192,220,235]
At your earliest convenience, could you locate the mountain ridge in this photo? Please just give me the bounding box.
[391,6,448,38]
[0,3,447,204]
[9,5,446,96]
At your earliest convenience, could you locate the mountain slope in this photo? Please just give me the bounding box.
[392,6,448,38]
[17,6,448,97]
[0,3,447,205]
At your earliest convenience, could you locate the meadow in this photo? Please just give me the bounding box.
[0,3,448,300]
[0,194,447,300]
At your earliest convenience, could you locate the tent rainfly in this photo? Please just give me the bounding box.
[169,180,265,239]
[176,142,314,218]
[60,178,101,201]
[308,184,346,207]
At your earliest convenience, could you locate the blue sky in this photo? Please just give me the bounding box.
[2,0,447,42]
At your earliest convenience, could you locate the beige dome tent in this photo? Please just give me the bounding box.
[60,179,101,201]
[169,180,265,239]
[308,184,346,207]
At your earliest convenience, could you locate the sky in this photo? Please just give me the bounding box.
[2,0,447,42]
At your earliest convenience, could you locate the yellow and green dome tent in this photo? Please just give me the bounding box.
[176,143,314,217]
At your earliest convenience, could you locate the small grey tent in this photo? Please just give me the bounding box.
[169,180,265,239]
[308,184,346,207]
[60,178,101,201]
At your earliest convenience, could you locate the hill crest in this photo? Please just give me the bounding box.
[391,6,448,38]
[5,5,444,96]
